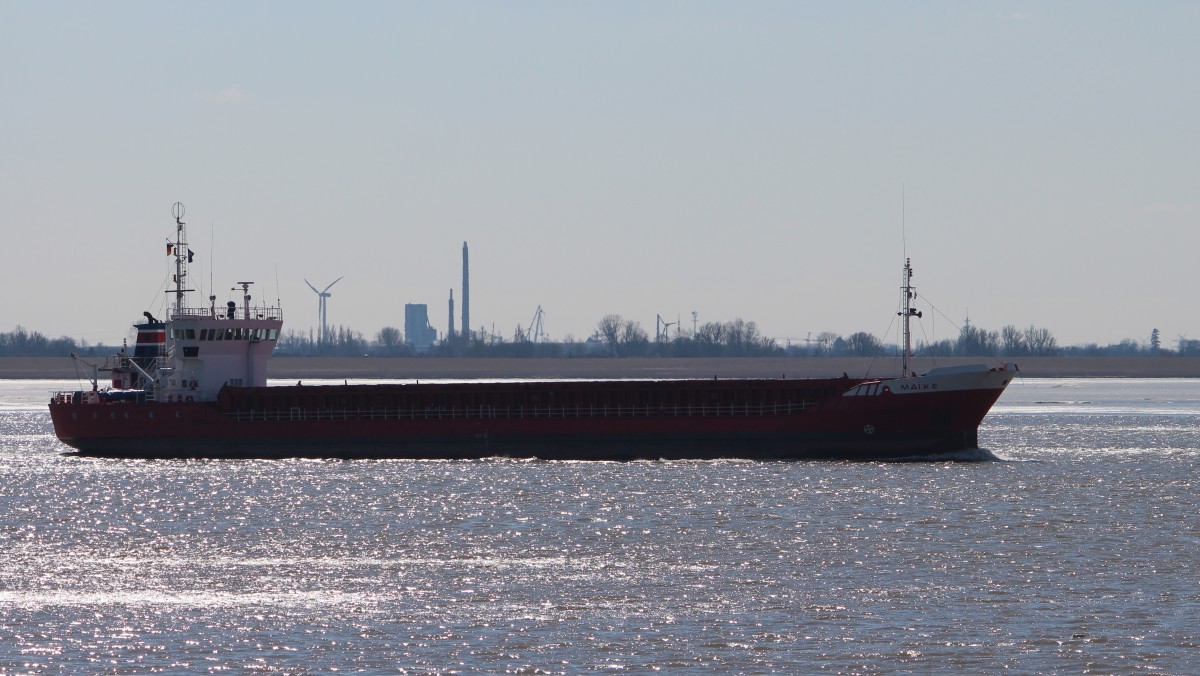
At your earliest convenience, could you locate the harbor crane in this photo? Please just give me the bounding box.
[525,306,546,343]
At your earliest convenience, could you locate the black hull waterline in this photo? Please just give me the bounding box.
[66,428,983,461]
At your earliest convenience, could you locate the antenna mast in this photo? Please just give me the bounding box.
[169,202,194,317]
[898,258,922,377]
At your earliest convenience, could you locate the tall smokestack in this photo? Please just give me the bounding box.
[461,241,469,342]
[448,289,455,341]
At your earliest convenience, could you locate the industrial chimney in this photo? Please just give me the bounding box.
[461,242,469,342]
[448,289,455,341]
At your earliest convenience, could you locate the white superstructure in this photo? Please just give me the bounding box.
[124,203,283,403]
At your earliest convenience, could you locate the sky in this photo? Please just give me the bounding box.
[2,2,1197,349]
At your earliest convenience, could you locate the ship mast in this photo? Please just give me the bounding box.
[898,258,922,377]
[169,201,194,317]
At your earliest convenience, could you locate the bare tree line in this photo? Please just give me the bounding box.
[591,314,778,357]
[916,324,1060,358]
[5,321,1196,359]
[0,326,80,357]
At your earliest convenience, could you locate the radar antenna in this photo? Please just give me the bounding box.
[233,281,255,320]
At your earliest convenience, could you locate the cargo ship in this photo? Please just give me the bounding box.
[49,204,1016,460]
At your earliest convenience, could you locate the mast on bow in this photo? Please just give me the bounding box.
[898,258,922,377]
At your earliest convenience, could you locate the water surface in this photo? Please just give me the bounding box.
[1,378,1197,673]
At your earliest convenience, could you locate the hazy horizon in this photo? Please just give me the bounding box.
[3,3,1196,348]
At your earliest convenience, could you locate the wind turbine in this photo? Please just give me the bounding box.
[656,314,677,342]
[305,276,343,344]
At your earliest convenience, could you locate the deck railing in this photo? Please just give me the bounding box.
[172,306,284,320]
[226,400,816,422]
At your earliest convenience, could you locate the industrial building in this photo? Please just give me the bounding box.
[404,304,438,351]
[461,241,469,341]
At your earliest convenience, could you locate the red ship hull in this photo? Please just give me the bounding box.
[49,367,1015,460]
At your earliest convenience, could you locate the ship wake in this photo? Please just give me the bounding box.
[883,447,1007,463]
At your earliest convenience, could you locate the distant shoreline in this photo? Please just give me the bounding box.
[7,356,1200,380]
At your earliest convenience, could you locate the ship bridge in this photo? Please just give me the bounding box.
[156,287,284,403]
